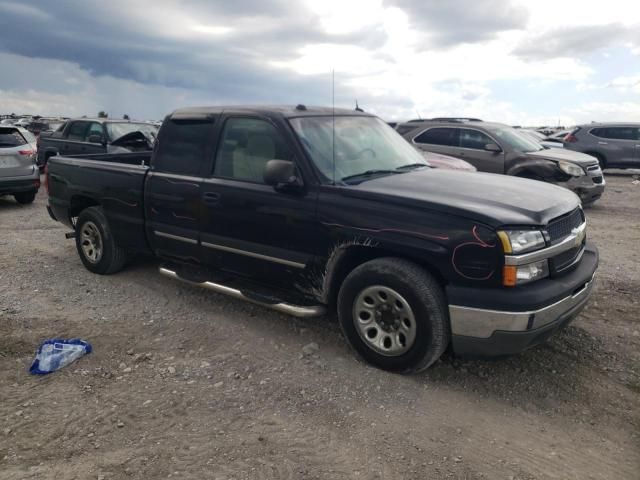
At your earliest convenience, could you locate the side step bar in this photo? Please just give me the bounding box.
[159,267,326,318]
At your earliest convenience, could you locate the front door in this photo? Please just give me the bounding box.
[199,116,318,287]
[457,128,505,173]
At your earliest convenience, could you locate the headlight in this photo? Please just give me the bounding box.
[497,230,546,254]
[557,160,585,177]
[503,260,549,286]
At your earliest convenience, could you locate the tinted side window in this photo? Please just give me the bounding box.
[213,118,292,183]
[591,127,639,140]
[460,129,493,149]
[66,121,89,141]
[153,120,214,175]
[414,127,459,147]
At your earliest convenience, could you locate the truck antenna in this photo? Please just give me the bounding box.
[415,109,422,120]
[332,68,336,186]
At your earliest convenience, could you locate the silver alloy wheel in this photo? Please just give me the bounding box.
[80,221,103,264]
[353,285,417,356]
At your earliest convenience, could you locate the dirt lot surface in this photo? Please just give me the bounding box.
[1,173,639,480]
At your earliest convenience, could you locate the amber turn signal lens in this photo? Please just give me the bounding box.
[503,265,517,287]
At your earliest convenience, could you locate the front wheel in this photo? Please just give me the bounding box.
[337,257,450,373]
[75,207,128,274]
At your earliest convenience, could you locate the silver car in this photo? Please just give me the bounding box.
[563,123,640,169]
[0,126,40,204]
[397,119,605,204]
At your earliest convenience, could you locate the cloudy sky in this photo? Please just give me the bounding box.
[0,0,638,125]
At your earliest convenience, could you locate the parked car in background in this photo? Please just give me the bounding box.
[0,125,40,204]
[420,150,476,171]
[545,129,571,144]
[46,105,598,372]
[563,123,640,169]
[37,118,159,170]
[519,129,564,149]
[397,119,605,204]
[27,118,65,136]
[13,118,33,128]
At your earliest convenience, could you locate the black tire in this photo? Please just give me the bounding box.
[75,206,128,274]
[14,191,36,204]
[337,257,450,373]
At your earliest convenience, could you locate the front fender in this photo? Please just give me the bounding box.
[507,158,571,182]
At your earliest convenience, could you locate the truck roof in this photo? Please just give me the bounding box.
[169,105,374,121]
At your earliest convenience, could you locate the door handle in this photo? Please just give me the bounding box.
[598,141,608,145]
[202,192,221,204]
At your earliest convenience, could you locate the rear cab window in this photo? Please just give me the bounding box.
[152,118,216,176]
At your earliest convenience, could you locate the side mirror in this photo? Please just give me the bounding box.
[263,160,302,190]
[87,134,104,144]
[484,143,502,153]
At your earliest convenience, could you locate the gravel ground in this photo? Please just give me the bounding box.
[1,173,639,479]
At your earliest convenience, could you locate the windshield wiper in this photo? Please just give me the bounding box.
[395,163,429,171]
[341,169,401,183]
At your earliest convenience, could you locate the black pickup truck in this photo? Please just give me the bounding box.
[46,105,598,372]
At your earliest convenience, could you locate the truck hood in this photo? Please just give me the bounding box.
[527,147,597,165]
[349,169,580,227]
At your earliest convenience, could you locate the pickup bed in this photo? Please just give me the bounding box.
[47,105,598,372]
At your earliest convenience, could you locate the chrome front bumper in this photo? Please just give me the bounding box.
[449,274,595,339]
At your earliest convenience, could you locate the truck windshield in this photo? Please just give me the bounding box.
[493,127,544,153]
[106,122,159,141]
[290,116,428,183]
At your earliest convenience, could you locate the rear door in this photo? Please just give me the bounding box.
[412,127,460,156]
[589,126,638,167]
[144,117,217,262]
[0,128,36,178]
[199,115,318,286]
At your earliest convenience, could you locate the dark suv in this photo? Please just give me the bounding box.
[397,119,605,205]
[563,123,640,169]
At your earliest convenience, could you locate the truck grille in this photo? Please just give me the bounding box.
[549,243,585,275]
[547,208,584,244]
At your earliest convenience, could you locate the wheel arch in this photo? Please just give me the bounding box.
[321,244,447,310]
[69,195,101,224]
[583,151,606,167]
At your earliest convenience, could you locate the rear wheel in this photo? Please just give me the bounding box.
[337,257,450,373]
[75,207,128,274]
[14,191,36,204]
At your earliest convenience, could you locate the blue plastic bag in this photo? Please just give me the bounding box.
[29,338,92,375]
